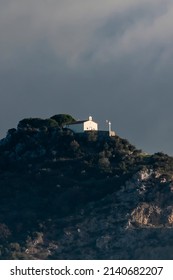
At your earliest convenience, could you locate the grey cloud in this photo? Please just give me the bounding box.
[1,0,171,64]
[1,0,173,155]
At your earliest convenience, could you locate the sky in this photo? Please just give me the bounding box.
[1,0,173,154]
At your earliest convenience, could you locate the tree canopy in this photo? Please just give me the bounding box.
[50,114,76,127]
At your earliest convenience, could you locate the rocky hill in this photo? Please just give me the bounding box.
[0,114,173,259]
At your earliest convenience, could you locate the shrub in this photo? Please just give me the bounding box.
[98,157,110,169]
[17,118,58,130]
[50,114,76,127]
[0,223,11,241]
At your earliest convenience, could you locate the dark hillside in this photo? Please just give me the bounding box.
[0,114,173,259]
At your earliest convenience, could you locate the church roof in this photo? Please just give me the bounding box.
[68,120,87,125]
[67,116,96,125]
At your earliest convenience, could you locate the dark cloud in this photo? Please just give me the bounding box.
[1,0,173,154]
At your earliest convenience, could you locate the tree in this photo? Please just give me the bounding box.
[50,114,76,128]
[17,118,58,130]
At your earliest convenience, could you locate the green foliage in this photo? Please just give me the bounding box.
[7,128,17,136]
[17,118,59,130]
[86,131,98,142]
[150,152,173,177]
[50,114,76,127]
[70,140,80,152]
[0,223,11,241]
[98,157,111,170]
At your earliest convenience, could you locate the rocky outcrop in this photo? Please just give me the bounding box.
[15,168,173,260]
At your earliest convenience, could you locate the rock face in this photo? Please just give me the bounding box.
[46,168,173,260]
[126,169,173,228]
[0,116,173,259]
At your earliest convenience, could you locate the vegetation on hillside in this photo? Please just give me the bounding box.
[0,114,173,259]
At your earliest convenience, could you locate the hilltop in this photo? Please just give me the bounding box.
[0,114,173,259]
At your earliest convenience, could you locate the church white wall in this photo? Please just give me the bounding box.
[84,121,98,131]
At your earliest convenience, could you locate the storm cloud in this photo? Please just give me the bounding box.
[1,0,173,154]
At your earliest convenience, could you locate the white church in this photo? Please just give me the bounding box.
[66,116,98,133]
[65,116,115,136]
